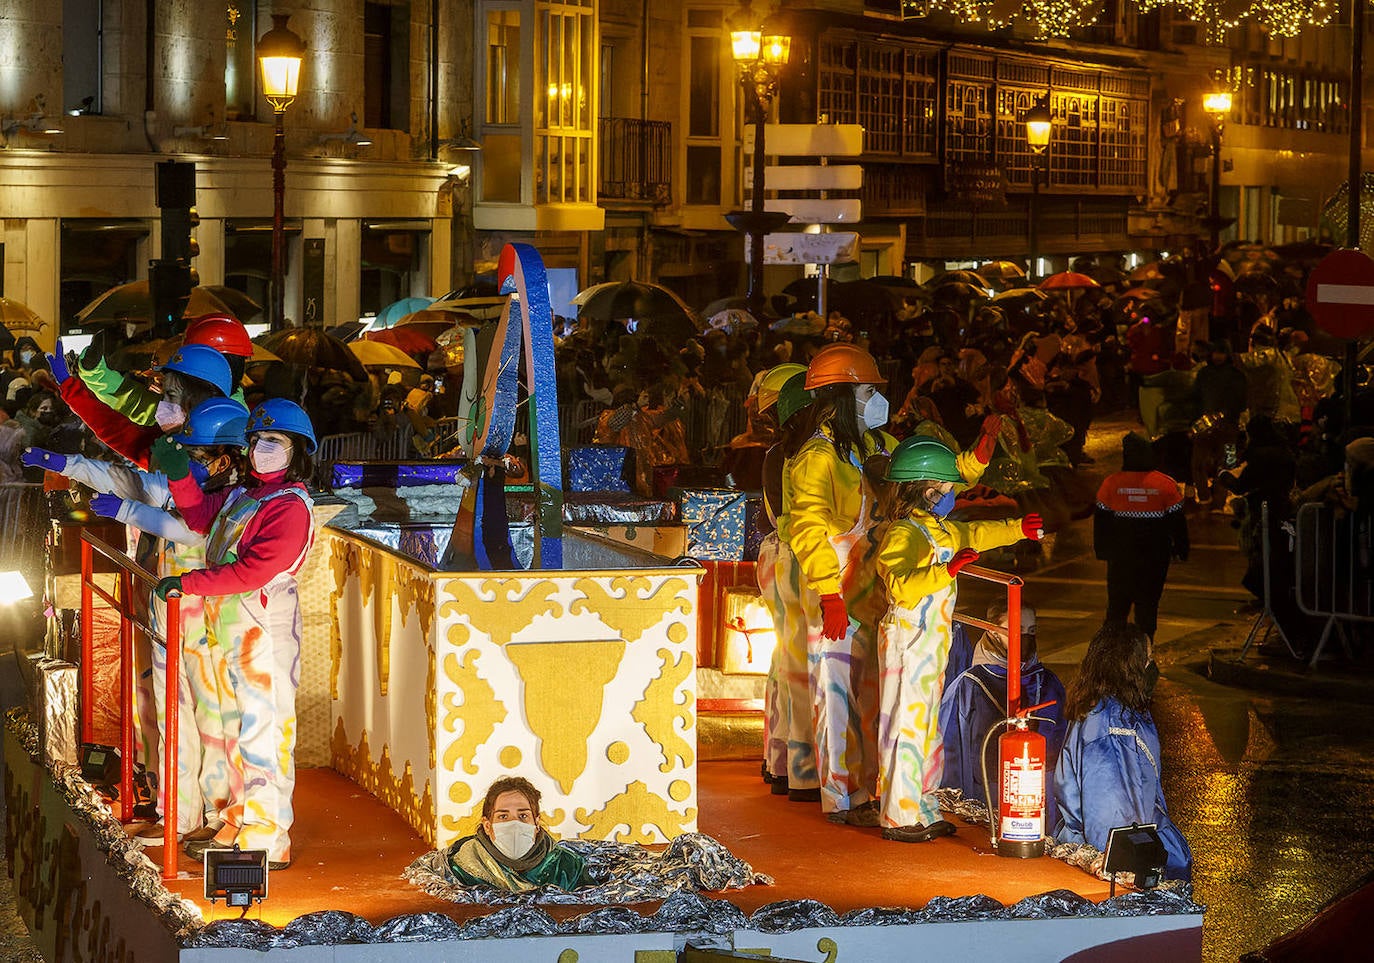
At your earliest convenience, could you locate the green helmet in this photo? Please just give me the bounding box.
[776,372,814,426]
[886,436,962,482]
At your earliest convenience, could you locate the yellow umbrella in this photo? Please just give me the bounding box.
[349,339,421,369]
[0,297,45,333]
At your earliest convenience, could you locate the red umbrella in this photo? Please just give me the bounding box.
[1038,271,1101,291]
[366,327,437,355]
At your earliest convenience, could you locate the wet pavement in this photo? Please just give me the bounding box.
[0,415,1369,961]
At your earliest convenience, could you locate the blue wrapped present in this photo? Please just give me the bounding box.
[676,488,748,561]
[743,494,766,562]
[569,446,633,493]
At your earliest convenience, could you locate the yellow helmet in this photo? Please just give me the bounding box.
[756,363,808,412]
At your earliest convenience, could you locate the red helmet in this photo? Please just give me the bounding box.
[184,314,253,358]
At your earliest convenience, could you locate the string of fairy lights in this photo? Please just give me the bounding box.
[915,0,1338,40]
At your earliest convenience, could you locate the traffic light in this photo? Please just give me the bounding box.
[153,160,198,337]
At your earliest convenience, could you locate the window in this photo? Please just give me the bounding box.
[534,0,595,205]
[486,9,522,125]
[225,0,256,119]
[63,0,102,115]
[683,8,724,206]
[365,2,410,130]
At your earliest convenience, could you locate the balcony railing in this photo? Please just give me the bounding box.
[598,117,672,207]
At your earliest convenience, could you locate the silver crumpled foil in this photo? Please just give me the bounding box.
[6,709,206,944]
[404,832,771,907]
[458,906,560,939]
[935,786,991,827]
[1007,889,1097,919]
[563,906,650,935]
[647,889,749,934]
[282,910,378,945]
[186,920,284,950]
[370,912,464,943]
[1099,885,1201,916]
[919,894,1007,921]
[747,899,842,933]
[840,906,925,927]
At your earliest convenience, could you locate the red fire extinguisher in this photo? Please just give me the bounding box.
[997,717,1047,859]
[979,698,1056,859]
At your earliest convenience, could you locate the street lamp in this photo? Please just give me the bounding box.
[1202,89,1233,254]
[1025,98,1052,280]
[725,19,792,319]
[258,13,306,331]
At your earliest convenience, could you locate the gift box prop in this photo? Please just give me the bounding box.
[569,445,633,493]
[677,488,749,561]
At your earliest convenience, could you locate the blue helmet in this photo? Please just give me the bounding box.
[246,398,317,454]
[172,398,250,448]
[158,344,234,398]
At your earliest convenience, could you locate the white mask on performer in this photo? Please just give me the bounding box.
[491,820,537,860]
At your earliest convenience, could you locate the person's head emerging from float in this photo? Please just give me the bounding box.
[979,597,1038,665]
[480,776,542,860]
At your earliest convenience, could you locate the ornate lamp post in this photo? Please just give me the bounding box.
[258,14,306,330]
[1202,89,1233,254]
[725,21,791,318]
[1025,98,1052,280]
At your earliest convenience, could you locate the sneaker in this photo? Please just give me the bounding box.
[184,823,224,843]
[882,821,957,843]
[826,801,880,827]
[268,859,291,872]
[126,823,175,849]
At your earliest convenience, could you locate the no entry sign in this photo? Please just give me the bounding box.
[1307,248,1374,340]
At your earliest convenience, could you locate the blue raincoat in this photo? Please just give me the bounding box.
[1053,697,1192,881]
[938,657,1066,827]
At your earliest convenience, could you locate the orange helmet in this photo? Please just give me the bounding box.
[184,314,253,358]
[804,343,885,389]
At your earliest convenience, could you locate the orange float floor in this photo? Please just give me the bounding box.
[157,761,1112,929]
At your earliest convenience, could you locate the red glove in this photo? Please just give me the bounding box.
[1021,513,1045,541]
[819,594,850,641]
[972,414,1003,464]
[946,548,980,577]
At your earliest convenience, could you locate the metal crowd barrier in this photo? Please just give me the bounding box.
[1239,502,1301,662]
[0,481,46,575]
[1294,501,1374,666]
[80,530,182,881]
[314,425,415,488]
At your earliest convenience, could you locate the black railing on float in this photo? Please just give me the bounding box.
[599,117,672,206]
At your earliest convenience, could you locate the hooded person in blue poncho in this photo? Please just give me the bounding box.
[939,600,1066,827]
[1053,620,1192,882]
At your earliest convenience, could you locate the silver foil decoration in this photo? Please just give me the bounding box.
[34,659,78,768]
[935,786,991,827]
[563,906,650,935]
[919,894,1007,920]
[1008,889,1096,919]
[647,890,749,934]
[458,906,560,939]
[748,899,842,932]
[404,832,771,906]
[281,910,377,945]
[371,913,464,942]
[839,906,925,926]
[1099,885,1200,916]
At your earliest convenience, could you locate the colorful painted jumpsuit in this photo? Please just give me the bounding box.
[781,424,895,814]
[170,471,314,863]
[874,513,1023,829]
[59,456,229,834]
[758,446,819,791]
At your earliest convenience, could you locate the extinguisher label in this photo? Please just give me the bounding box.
[1001,761,1044,842]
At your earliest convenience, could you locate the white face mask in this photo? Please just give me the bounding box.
[155,400,186,431]
[250,437,292,474]
[858,391,889,430]
[490,820,537,860]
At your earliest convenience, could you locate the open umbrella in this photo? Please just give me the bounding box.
[372,296,436,328]
[199,286,263,322]
[0,298,44,339]
[992,287,1047,304]
[781,278,908,322]
[700,296,752,318]
[1128,263,1167,283]
[930,281,990,304]
[930,269,989,288]
[76,282,243,326]
[573,280,696,323]
[350,339,422,369]
[426,294,510,323]
[392,307,471,336]
[255,327,369,380]
[977,261,1026,282]
[327,321,370,342]
[112,334,281,370]
[365,327,437,355]
[1117,287,1161,301]
[1038,271,1101,291]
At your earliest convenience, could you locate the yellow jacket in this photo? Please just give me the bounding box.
[779,424,896,596]
[877,514,1023,610]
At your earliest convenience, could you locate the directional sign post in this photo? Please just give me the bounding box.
[1306,248,1374,340]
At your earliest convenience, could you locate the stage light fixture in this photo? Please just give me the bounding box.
[78,743,120,786]
[205,845,269,907]
[1103,822,1166,894]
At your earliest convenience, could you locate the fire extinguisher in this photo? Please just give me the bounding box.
[980,700,1056,859]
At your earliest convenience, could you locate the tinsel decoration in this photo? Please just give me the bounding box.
[1319,172,1374,252]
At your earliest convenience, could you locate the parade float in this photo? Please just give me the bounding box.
[4,245,1202,962]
